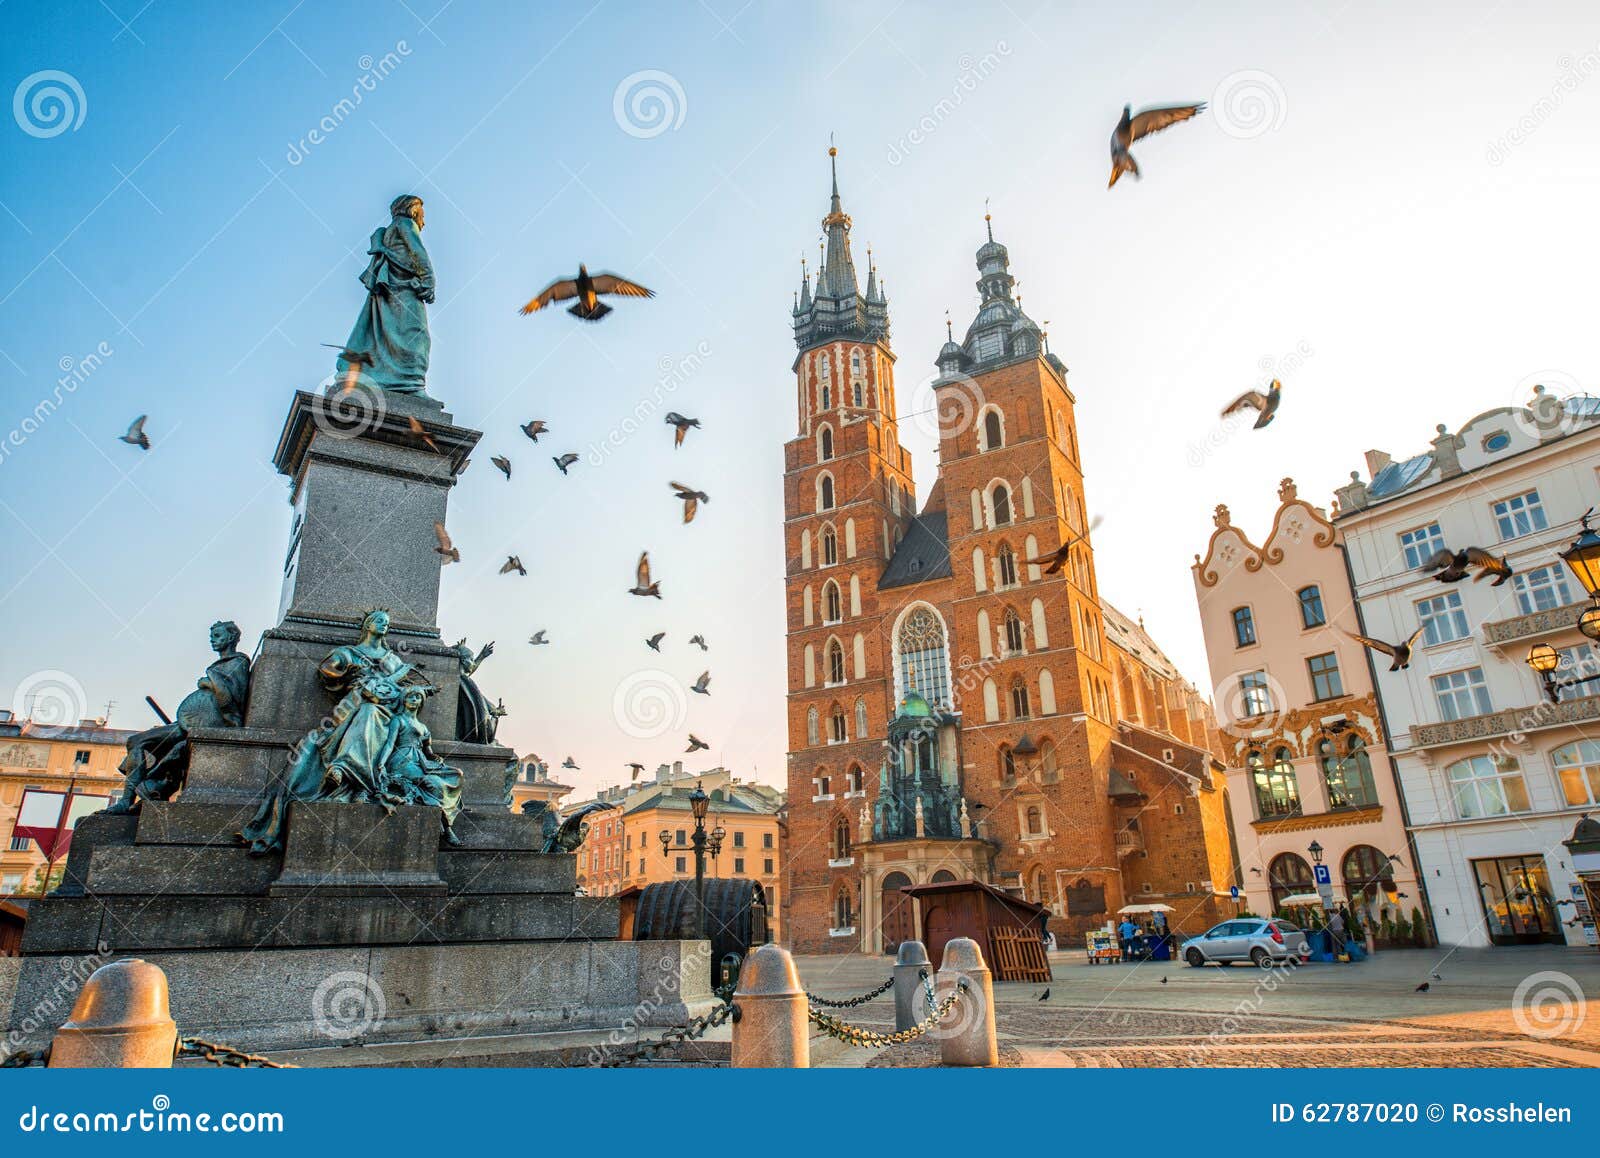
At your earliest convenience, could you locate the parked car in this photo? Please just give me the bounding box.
[1181,918,1310,968]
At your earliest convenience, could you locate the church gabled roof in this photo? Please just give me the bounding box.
[879,512,952,589]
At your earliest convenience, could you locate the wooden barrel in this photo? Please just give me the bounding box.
[632,878,768,985]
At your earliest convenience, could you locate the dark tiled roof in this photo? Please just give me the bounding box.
[7,720,136,745]
[879,512,952,589]
[1107,768,1142,798]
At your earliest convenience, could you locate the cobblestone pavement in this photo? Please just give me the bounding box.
[792,945,1600,1068]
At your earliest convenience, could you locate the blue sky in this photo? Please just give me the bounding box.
[4,1,1600,798]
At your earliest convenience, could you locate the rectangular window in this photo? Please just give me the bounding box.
[1492,490,1548,540]
[733,831,745,848]
[73,749,91,765]
[1399,522,1445,570]
[675,829,686,846]
[1431,668,1492,722]
[764,858,774,874]
[1307,652,1343,700]
[1298,586,1326,628]
[1416,590,1469,646]
[674,856,687,873]
[734,857,745,874]
[1449,756,1531,819]
[1232,606,1256,647]
[1513,564,1575,615]
[763,832,774,849]
[9,836,31,852]
[1240,671,1272,717]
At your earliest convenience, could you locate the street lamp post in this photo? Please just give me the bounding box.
[658,781,721,940]
[1522,509,1600,702]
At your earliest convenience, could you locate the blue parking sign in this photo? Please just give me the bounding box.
[1230,885,1240,899]
[1314,864,1332,885]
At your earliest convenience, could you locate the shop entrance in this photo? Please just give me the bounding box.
[1472,855,1563,945]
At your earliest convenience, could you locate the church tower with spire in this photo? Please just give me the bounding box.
[782,148,919,951]
[780,169,1237,957]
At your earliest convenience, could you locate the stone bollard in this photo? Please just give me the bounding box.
[731,943,809,1068]
[892,940,932,1031]
[49,959,177,1068]
[935,937,998,1067]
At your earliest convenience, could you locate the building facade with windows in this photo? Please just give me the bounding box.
[1334,392,1600,947]
[1192,479,1419,930]
[0,711,135,897]
[571,763,786,942]
[782,151,1238,954]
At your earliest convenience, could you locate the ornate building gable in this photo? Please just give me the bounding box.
[1193,502,1265,589]
[1260,477,1337,563]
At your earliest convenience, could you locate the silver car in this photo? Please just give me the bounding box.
[1182,918,1310,968]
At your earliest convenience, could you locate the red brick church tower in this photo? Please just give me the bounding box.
[782,152,1236,955]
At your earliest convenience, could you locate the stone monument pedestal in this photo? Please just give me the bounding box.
[2,388,716,1062]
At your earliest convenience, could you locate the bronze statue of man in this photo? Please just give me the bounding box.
[108,620,251,814]
[335,194,435,394]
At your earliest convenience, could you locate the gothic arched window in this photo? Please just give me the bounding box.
[1003,607,1025,654]
[819,426,834,461]
[993,484,1012,526]
[853,381,864,407]
[999,745,1016,785]
[997,543,1018,587]
[1010,677,1031,719]
[830,704,847,742]
[895,605,951,707]
[983,408,1004,450]
[827,640,846,685]
[854,697,868,738]
[821,525,838,566]
[806,706,819,746]
[823,580,842,623]
[819,474,835,511]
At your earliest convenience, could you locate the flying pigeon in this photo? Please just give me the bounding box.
[553,452,580,475]
[665,412,700,448]
[1423,546,1512,586]
[691,670,711,696]
[1414,982,1430,993]
[685,734,710,753]
[518,264,654,322]
[671,481,709,524]
[689,634,708,652]
[433,522,460,564]
[1024,515,1104,574]
[1343,626,1426,671]
[646,632,666,651]
[1221,379,1282,429]
[626,762,646,781]
[1108,101,1206,188]
[1037,988,1050,1001]
[491,455,512,479]
[521,419,548,442]
[407,415,441,454]
[629,552,661,598]
[524,799,618,854]
[119,415,151,450]
[528,630,549,645]
[562,756,579,770]
[501,556,527,576]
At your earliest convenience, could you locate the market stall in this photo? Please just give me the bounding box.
[1116,903,1176,961]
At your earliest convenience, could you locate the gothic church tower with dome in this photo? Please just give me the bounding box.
[781,149,1239,955]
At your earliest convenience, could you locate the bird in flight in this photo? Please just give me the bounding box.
[1343,626,1425,671]
[691,671,711,696]
[501,555,527,576]
[119,415,151,450]
[552,452,580,475]
[626,761,646,781]
[685,734,710,753]
[1221,379,1283,429]
[1108,101,1205,188]
[562,756,579,770]
[1024,515,1104,574]
[629,552,661,598]
[407,415,441,454]
[646,632,666,652]
[433,522,460,564]
[1424,546,1513,586]
[521,419,548,443]
[671,481,709,524]
[518,264,654,322]
[665,412,700,448]
[1414,982,1430,993]
[528,630,549,646]
[689,634,708,652]
[491,455,512,479]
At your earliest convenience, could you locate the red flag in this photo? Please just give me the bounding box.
[11,788,108,861]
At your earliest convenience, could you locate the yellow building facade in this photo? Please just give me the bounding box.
[1,712,135,896]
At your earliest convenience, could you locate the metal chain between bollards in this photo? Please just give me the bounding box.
[804,975,894,1008]
[920,967,938,1012]
[806,978,967,1048]
[177,1036,297,1068]
[0,1046,49,1068]
[595,982,737,1068]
